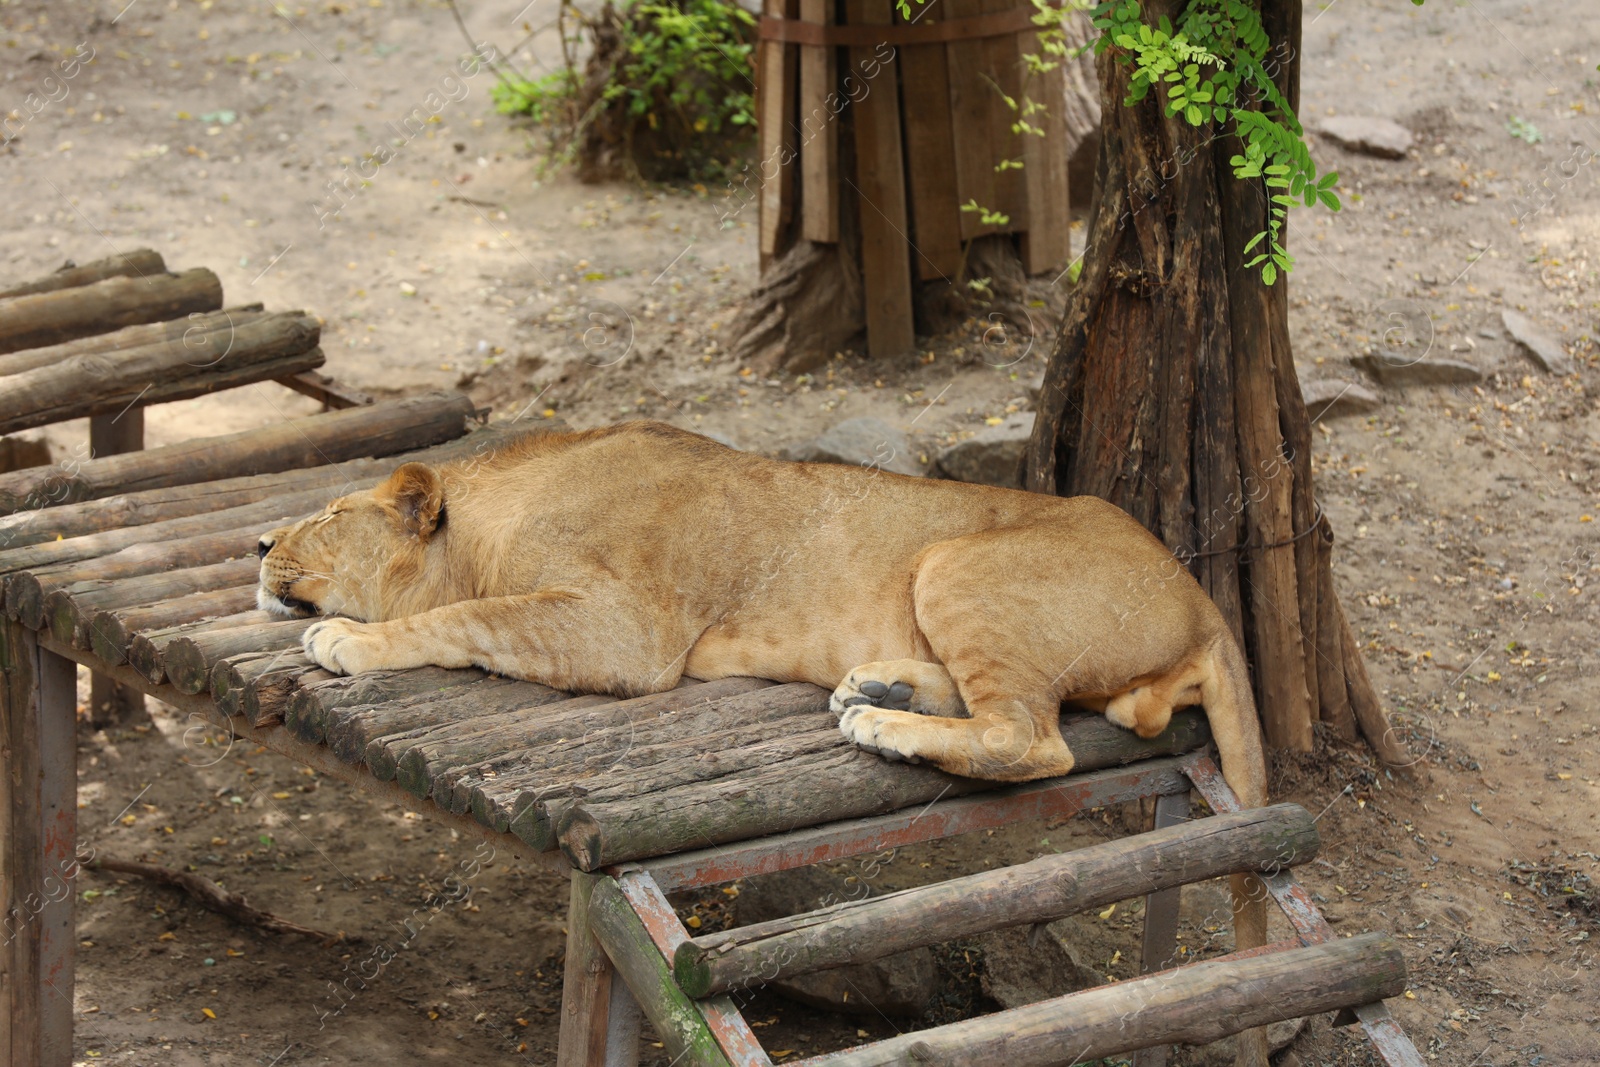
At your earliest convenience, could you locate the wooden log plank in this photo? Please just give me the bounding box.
[393,677,770,802]
[674,803,1318,998]
[757,0,797,257]
[798,933,1406,1067]
[36,559,261,647]
[27,524,263,595]
[0,267,221,356]
[638,757,1194,894]
[0,619,79,1067]
[0,311,324,436]
[897,0,964,281]
[0,391,474,514]
[586,877,736,1067]
[559,709,1211,870]
[210,650,323,726]
[524,727,843,853]
[797,0,838,244]
[0,424,513,548]
[0,482,353,592]
[0,248,166,299]
[124,609,273,685]
[163,618,316,695]
[483,682,821,841]
[0,307,269,379]
[846,0,915,357]
[89,585,262,667]
[340,679,578,776]
[284,666,493,745]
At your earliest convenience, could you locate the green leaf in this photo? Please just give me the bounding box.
[1186,104,1202,125]
[1318,190,1341,211]
[1242,231,1267,254]
[1261,261,1277,286]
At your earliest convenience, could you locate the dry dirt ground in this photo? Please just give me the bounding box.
[1,0,1598,1064]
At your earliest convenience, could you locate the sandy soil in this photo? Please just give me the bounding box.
[1,0,1597,1064]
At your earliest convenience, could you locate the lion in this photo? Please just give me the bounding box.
[259,420,1265,803]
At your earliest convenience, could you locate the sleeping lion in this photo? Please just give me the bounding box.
[258,420,1265,804]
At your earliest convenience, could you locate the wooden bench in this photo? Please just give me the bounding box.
[0,253,1424,1066]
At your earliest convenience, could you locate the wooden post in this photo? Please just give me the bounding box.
[86,409,146,727]
[673,803,1319,999]
[846,0,915,357]
[0,619,79,1067]
[1131,788,1190,1067]
[557,872,621,1067]
[797,0,838,243]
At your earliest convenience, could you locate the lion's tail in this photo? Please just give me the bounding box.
[1200,632,1267,808]
[1202,632,1272,1065]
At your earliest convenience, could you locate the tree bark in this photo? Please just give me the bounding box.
[1024,0,1402,763]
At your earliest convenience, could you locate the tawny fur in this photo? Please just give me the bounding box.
[258,420,1267,807]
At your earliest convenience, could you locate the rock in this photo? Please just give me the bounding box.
[978,919,1104,1010]
[1317,116,1413,159]
[1301,379,1381,420]
[779,416,926,477]
[1352,351,1483,386]
[936,412,1035,489]
[733,866,940,1017]
[1501,310,1575,374]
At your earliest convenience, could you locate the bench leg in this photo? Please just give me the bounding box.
[559,871,634,1067]
[1,621,79,1067]
[86,411,146,729]
[1131,789,1189,1067]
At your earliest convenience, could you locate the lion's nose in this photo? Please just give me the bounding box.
[257,536,274,560]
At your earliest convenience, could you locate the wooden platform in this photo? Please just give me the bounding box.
[0,251,1424,1067]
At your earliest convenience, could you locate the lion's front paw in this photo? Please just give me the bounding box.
[302,618,399,676]
[838,707,927,765]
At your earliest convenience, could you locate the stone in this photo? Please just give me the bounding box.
[1301,379,1381,421]
[978,918,1104,1010]
[1352,351,1483,386]
[936,412,1035,489]
[779,416,926,477]
[1317,116,1414,159]
[1501,309,1575,374]
[733,866,940,1017]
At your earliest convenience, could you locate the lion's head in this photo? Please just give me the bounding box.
[257,462,444,621]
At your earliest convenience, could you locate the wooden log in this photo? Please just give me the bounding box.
[88,585,261,667]
[338,679,576,774]
[673,802,1319,998]
[0,423,512,546]
[797,0,838,243]
[163,618,316,695]
[38,560,261,647]
[757,0,797,258]
[0,619,80,1067]
[523,727,843,852]
[126,611,274,686]
[211,650,322,726]
[86,397,149,729]
[0,248,166,299]
[392,677,774,804]
[0,307,269,379]
[846,0,915,357]
[0,311,324,436]
[0,482,354,587]
[27,523,263,593]
[555,872,622,1067]
[558,708,1210,870]
[586,877,735,1067]
[0,267,222,355]
[0,391,474,514]
[897,0,964,281]
[803,932,1406,1067]
[285,666,490,745]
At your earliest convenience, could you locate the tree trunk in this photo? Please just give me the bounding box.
[1024,0,1402,764]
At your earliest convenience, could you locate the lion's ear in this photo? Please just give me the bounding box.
[378,462,444,539]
